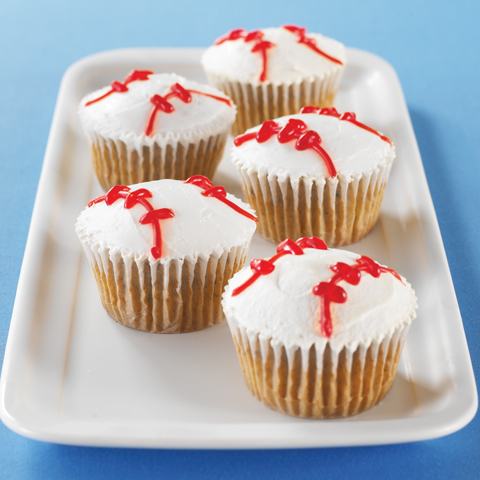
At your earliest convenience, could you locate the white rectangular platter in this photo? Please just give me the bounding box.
[0,48,477,448]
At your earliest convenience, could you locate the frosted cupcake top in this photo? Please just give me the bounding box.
[201,25,346,85]
[78,72,236,148]
[222,238,417,350]
[232,108,395,182]
[76,176,257,263]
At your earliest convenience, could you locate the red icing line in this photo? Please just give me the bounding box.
[184,175,258,223]
[214,28,275,82]
[231,238,327,296]
[234,119,337,177]
[187,89,232,106]
[85,70,154,106]
[87,185,174,259]
[145,94,175,136]
[145,83,232,136]
[283,25,343,65]
[300,106,392,145]
[312,255,404,338]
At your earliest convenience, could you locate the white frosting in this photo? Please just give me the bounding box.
[201,27,346,85]
[222,248,417,351]
[231,113,395,182]
[78,73,236,148]
[75,179,257,263]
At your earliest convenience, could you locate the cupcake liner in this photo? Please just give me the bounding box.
[206,70,342,136]
[227,316,410,419]
[88,131,229,191]
[235,162,392,247]
[81,243,249,333]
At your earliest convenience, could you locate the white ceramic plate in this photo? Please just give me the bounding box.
[0,48,477,448]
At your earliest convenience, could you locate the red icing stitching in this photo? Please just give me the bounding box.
[283,25,343,65]
[231,237,327,296]
[184,175,258,222]
[85,70,154,106]
[312,255,403,338]
[87,186,174,259]
[299,106,392,145]
[145,83,232,136]
[234,119,337,177]
[214,29,275,82]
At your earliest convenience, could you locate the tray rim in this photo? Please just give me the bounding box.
[0,46,477,449]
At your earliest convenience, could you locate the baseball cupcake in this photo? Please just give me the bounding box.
[231,107,395,247]
[78,71,236,190]
[201,25,345,135]
[75,175,257,333]
[222,237,417,419]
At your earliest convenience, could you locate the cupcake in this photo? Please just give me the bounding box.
[201,25,346,136]
[75,175,257,333]
[222,237,417,419]
[78,71,236,191]
[231,107,395,247]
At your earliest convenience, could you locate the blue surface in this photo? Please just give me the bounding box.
[1,0,479,478]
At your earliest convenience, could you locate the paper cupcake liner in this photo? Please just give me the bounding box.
[235,162,392,247]
[206,70,342,136]
[88,131,229,191]
[81,244,249,333]
[227,316,410,419]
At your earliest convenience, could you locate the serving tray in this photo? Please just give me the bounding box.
[0,48,476,448]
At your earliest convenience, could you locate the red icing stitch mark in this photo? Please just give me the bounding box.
[276,238,304,256]
[169,83,192,103]
[251,258,276,275]
[85,70,154,106]
[277,119,307,143]
[296,130,336,177]
[124,188,153,209]
[312,282,346,338]
[296,237,328,250]
[105,186,131,205]
[214,29,276,82]
[144,83,232,136]
[234,118,338,177]
[234,120,282,146]
[184,175,214,190]
[231,237,326,296]
[312,255,404,339]
[300,106,392,145]
[110,81,128,93]
[145,94,175,136]
[330,262,361,285]
[86,185,174,259]
[250,38,275,82]
[283,25,343,65]
[139,208,175,259]
[215,28,246,45]
[184,175,258,222]
[299,106,321,114]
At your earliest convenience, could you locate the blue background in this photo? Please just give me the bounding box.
[1,0,479,478]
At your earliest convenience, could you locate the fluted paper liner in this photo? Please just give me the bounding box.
[81,244,248,333]
[228,316,410,419]
[88,131,229,191]
[206,70,342,136]
[234,162,392,247]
